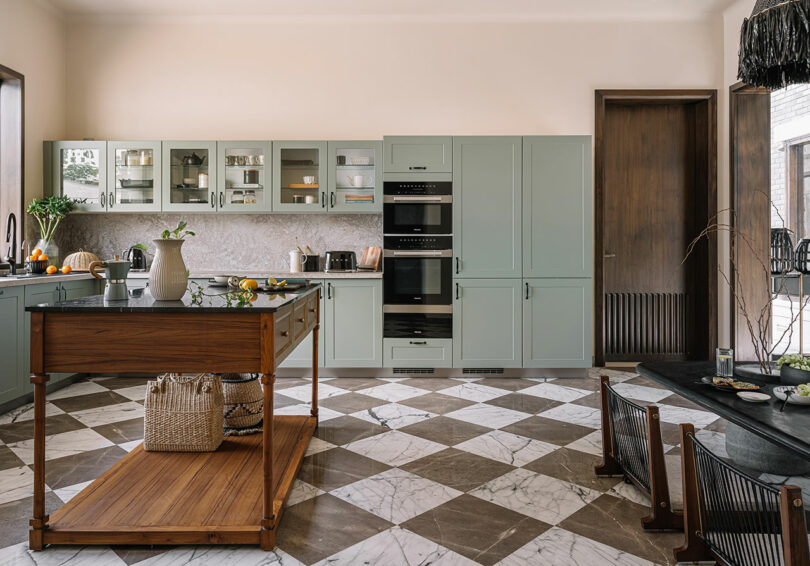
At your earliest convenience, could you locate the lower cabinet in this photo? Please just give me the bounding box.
[0,287,25,405]
[325,280,382,368]
[280,280,325,368]
[523,278,592,368]
[453,279,522,368]
[383,338,453,368]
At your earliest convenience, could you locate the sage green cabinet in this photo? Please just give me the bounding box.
[46,141,108,212]
[328,141,382,213]
[523,278,592,368]
[273,141,327,213]
[162,141,218,212]
[217,141,272,213]
[453,137,522,278]
[325,280,382,367]
[383,136,452,173]
[453,279,522,368]
[107,141,162,212]
[0,287,25,405]
[523,136,592,278]
[383,338,452,368]
[280,280,325,368]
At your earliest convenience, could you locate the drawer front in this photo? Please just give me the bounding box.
[293,300,308,342]
[274,305,293,357]
[306,291,319,327]
[383,338,453,368]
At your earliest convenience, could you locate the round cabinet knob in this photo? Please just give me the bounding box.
[281,331,289,337]
[298,317,305,323]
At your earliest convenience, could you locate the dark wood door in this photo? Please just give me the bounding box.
[596,92,717,364]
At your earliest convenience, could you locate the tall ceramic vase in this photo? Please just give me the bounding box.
[148,239,188,300]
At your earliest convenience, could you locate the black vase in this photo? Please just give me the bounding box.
[771,228,794,274]
[796,238,810,273]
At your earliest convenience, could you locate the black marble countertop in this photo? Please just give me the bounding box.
[25,282,321,313]
[637,361,810,460]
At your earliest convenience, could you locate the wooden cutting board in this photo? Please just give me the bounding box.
[359,246,382,271]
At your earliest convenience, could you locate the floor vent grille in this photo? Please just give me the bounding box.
[393,368,435,375]
[463,368,505,375]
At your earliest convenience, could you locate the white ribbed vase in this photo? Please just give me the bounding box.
[148,239,188,300]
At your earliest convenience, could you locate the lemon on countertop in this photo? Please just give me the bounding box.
[239,279,258,291]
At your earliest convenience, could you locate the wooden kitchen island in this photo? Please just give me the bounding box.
[25,283,322,551]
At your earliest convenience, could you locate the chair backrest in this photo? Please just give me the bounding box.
[605,382,651,492]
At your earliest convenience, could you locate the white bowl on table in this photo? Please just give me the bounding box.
[773,386,810,405]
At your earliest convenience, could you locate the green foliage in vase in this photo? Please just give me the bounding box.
[160,221,196,240]
[26,196,78,242]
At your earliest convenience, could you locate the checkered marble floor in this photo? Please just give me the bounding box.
[0,369,806,565]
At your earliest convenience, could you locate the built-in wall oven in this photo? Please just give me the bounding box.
[383,180,452,234]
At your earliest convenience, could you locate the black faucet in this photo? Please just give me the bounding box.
[4,212,17,275]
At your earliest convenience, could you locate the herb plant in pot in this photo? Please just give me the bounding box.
[26,196,78,266]
[777,354,810,386]
[149,222,195,301]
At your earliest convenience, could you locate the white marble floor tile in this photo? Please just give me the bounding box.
[280,383,348,402]
[519,382,592,403]
[112,384,148,402]
[0,402,64,425]
[356,383,431,402]
[587,368,636,383]
[0,542,127,565]
[343,430,445,467]
[608,383,672,403]
[565,431,603,456]
[274,404,342,422]
[607,480,651,507]
[0,465,36,505]
[119,440,142,452]
[450,377,483,382]
[8,428,114,465]
[285,479,324,507]
[313,526,479,566]
[350,403,437,430]
[525,377,557,383]
[132,546,304,565]
[456,430,558,467]
[378,377,410,382]
[436,383,511,402]
[496,526,654,566]
[695,429,728,458]
[537,404,602,429]
[470,468,599,525]
[656,404,719,428]
[304,436,335,457]
[53,480,94,504]
[444,404,531,429]
[71,402,145,428]
[45,380,110,400]
[331,468,461,524]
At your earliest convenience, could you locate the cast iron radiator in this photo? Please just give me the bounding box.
[604,292,688,360]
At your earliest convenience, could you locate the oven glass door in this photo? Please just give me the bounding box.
[383,202,452,234]
[384,256,451,305]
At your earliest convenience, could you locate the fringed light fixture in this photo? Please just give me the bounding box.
[738,0,810,88]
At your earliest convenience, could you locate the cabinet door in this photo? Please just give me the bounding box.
[523,136,592,278]
[280,280,325,368]
[272,141,328,213]
[107,141,162,212]
[453,137,522,278]
[325,280,382,367]
[61,278,99,300]
[453,279,522,368]
[383,136,452,173]
[0,287,25,405]
[523,278,592,368]
[49,141,107,212]
[328,141,382,213]
[217,141,272,212]
[162,141,218,212]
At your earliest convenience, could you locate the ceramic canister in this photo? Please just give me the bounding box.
[149,239,188,300]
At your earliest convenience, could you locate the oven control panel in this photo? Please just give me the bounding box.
[384,236,452,250]
[383,181,452,196]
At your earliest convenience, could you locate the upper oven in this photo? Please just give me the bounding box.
[383,236,453,306]
[383,179,452,235]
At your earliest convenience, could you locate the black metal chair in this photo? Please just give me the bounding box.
[596,375,683,530]
[677,423,810,566]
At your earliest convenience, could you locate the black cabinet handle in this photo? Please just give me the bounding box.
[525,282,529,300]
[100,192,106,208]
[455,257,459,274]
[219,192,224,208]
[109,192,114,208]
[409,340,427,345]
[210,192,215,208]
[409,166,427,170]
[321,192,326,208]
[455,282,460,300]
[327,282,332,299]
[330,192,336,208]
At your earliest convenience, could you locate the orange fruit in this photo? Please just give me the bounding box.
[38,253,49,261]
[45,265,58,274]
[32,248,42,257]
[29,254,40,261]
[61,265,72,274]
[239,279,258,291]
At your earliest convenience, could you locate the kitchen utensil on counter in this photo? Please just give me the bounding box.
[287,249,308,272]
[358,246,382,271]
[302,246,319,272]
[213,275,232,285]
[325,251,357,272]
[123,245,149,271]
[89,254,131,301]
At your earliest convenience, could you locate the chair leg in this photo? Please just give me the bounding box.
[595,376,623,476]
[641,406,683,531]
[674,424,712,562]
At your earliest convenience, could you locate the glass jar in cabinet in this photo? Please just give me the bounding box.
[46,141,107,212]
[272,141,327,213]
[217,141,271,212]
[106,141,162,212]
[161,141,218,212]
[328,141,382,213]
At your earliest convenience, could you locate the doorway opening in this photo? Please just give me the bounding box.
[0,64,24,254]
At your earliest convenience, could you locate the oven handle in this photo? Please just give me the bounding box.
[383,250,452,257]
[383,195,452,204]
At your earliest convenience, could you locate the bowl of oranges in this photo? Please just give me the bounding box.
[26,248,50,274]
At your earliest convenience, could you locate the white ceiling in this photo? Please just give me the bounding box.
[44,0,741,21]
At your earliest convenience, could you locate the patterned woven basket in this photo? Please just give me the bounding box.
[144,373,223,452]
[220,373,263,435]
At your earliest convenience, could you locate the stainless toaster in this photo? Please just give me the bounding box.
[324,251,357,272]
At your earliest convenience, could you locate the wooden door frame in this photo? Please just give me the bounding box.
[594,89,718,366]
[0,63,24,254]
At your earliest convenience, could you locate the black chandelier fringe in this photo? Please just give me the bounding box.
[738,0,810,88]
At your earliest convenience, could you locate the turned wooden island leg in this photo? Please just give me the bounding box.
[29,373,50,550]
[260,373,276,550]
[311,323,320,421]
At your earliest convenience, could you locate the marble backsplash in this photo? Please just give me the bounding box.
[57,213,382,272]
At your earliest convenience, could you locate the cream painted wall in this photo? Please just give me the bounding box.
[0,0,66,214]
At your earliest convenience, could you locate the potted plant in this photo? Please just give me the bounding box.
[148,221,195,301]
[25,196,78,266]
[777,354,810,386]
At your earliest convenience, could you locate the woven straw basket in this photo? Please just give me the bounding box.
[144,373,223,452]
[221,373,264,433]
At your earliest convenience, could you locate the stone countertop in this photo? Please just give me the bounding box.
[127,270,383,280]
[0,272,96,289]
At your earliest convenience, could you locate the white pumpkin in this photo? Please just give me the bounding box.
[62,249,100,272]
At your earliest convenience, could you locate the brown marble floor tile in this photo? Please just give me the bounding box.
[0,413,86,444]
[0,446,25,471]
[92,417,145,444]
[297,447,391,491]
[659,394,707,412]
[705,418,726,433]
[274,378,310,390]
[501,416,594,446]
[50,391,131,413]
[0,493,63,550]
[313,415,388,446]
[523,447,620,492]
[559,494,684,566]
[399,416,492,446]
[401,447,515,492]
[40,445,128,490]
[320,392,388,414]
[475,378,537,392]
[402,494,550,566]
[277,494,392,564]
[328,378,389,391]
[570,393,603,409]
[658,421,683,447]
[273,393,300,409]
[397,378,460,391]
[485,393,562,414]
[398,393,476,415]
[623,376,670,389]
[93,376,152,390]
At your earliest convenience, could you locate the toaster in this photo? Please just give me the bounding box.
[324,251,357,272]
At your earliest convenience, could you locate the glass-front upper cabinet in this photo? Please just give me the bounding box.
[217,141,271,212]
[328,141,382,213]
[47,141,107,212]
[162,141,218,212]
[107,141,162,212]
[272,141,327,213]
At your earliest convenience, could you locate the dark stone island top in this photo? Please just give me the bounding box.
[638,361,810,460]
[25,282,321,313]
